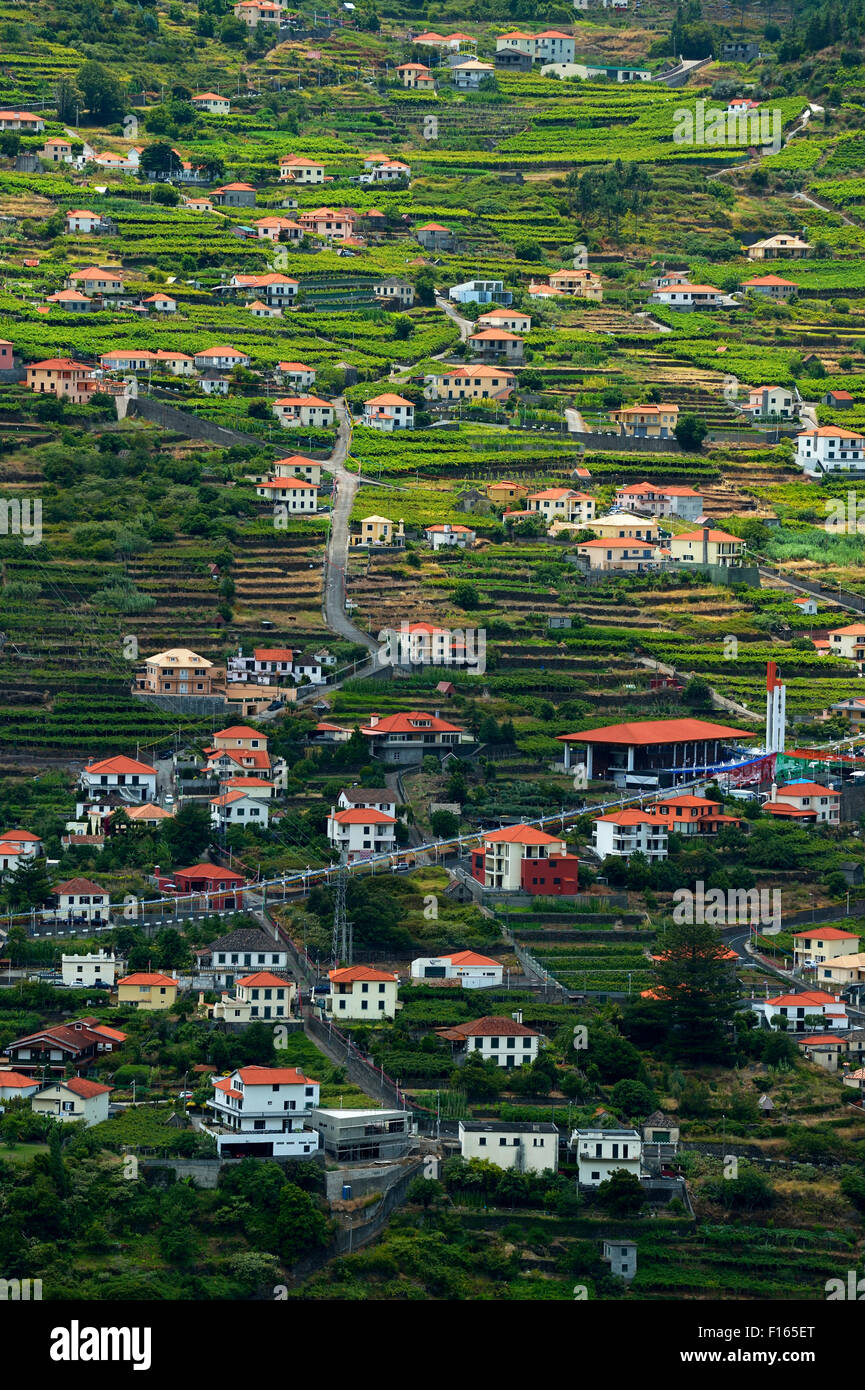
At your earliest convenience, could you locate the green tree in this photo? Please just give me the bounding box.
[76,61,125,121]
[597,1169,646,1216]
[653,920,739,1062]
[275,1183,328,1263]
[674,413,708,452]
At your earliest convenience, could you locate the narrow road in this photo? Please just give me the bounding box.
[435,294,472,341]
[322,399,379,653]
[794,188,857,227]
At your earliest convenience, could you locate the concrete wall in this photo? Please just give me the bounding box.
[125,394,277,452]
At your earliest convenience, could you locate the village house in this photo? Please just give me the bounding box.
[450,58,495,87]
[471,825,580,895]
[153,350,196,375]
[818,954,865,989]
[213,972,295,1025]
[196,927,289,987]
[548,268,603,300]
[424,522,476,550]
[68,266,124,295]
[435,365,516,401]
[117,972,179,1010]
[755,990,848,1032]
[487,480,528,505]
[0,828,43,877]
[796,425,865,475]
[360,709,469,763]
[577,537,657,572]
[210,788,270,831]
[66,210,106,234]
[764,781,841,824]
[496,29,576,62]
[650,282,726,310]
[46,288,94,311]
[614,482,703,521]
[255,216,303,243]
[416,221,454,251]
[192,92,231,114]
[823,696,865,731]
[477,306,532,333]
[411,950,503,988]
[572,1128,643,1186]
[142,293,177,313]
[645,793,741,836]
[234,0,282,25]
[364,159,411,184]
[227,645,298,684]
[298,207,355,239]
[745,385,797,419]
[32,1078,112,1127]
[589,512,662,542]
[373,278,415,306]
[495,46,534,70]
[827,623,865,669]
[397,62,435,89]
[312,1107,413,1162]
[468,327,524,362]
[669,527,745,567]
[526,487,596,525]
[230,271,298,306]
[325,966,400,1019]
[593,809,669,862]
[527,281,566,300]
[78,753,156,803]
[747,233,812,260]
[272,454,323,486]
[379,621,479,670]
[740,273,797,299]
[0,110,44,131]
[205,1066,320,1158]
[48,877,110,924]
[277,362,316,389]
[797,1035,848,1072]
[273,395,334,428]
[254,475,321,506]
[362,393,415,430]
[326,805,397,861]
[247,298,281,318]
[41,136,74,162]
[610,403,679,438]
[349,514,403,546]
[194,344,251,370]
[459,1120,559,1173]
[135,646,223,697]
[278,155,325,184]
[823,390,855,409]
[337,787,398,816]
[25,358,97,403]
[0,1072,40,1103]
[213,182,256,208]
[99,350,157,373]
[440,1014,542,1068]
[3,1019,126,1075]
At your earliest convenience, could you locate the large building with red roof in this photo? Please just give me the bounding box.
[792,926,860,970]
[411,949,503,988]
[360,710,469,763]
[756,990,848,1032]
[436,1014,541,1068]
[557,716,756,784]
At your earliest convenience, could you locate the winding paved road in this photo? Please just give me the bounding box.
[321,399,379,653]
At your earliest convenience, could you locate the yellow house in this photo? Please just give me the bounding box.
[117,972,179,1010]
[349,515,404,547]
[610,403,679,438]
[486,480,527,504]
[326,965,400,1020]
[669,527,745,567]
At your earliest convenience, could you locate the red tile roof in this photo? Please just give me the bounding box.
[483,824,563,845]
[328,966,398,983]
[559,718,754,746]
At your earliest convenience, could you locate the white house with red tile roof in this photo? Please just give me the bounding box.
[411,950,503,988]
[255,469,321,501]
[739,273,797,299]
[230,271,298,305]
[193,344,250,370]
[0,1071,40,1102]
[79,755,157,802]
[192,92,231,114]
[593,809,669,861]
[66,209,104,234]
[365,159,411,183]
[52,878,110,923]
[424,522,476,550]
[755,990,849,1032]
[438,1014,541,1067]
[0,110,44,131]
[277,361,316,388]
[525,487,596,524]
[397,62,435,89]
[650,282,726,309]
[796,425,865,476]
[645,793,741,835]
[213,971,295,1024]
[298,207,355,239]
[434,364,516,401]
[614,481,703,521]
[0,828,43,877]
[142,293,177,313]
[273,395,333,428]
[362,393,415,430]
[326,965,400,1019]
[477,306,532,333]
[278,154,325,184]
[234,0,282,26]
[765,781,840,823]
[206,1066,321,1157]
[669,527,745,567]
[468,327,524,361]
[68,266,124,294]
[211,789,270,830]
[326,806,397,861]
[472,824,568,891]
[32,1077,112,1126]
